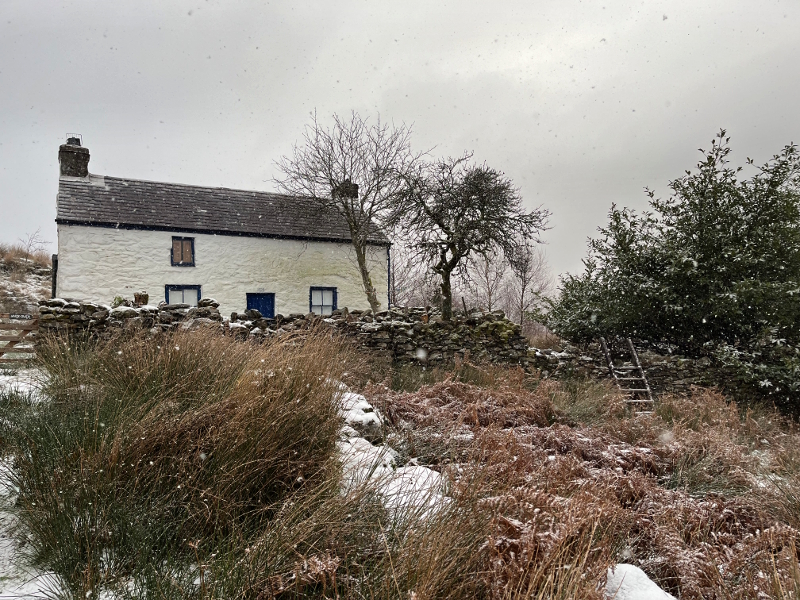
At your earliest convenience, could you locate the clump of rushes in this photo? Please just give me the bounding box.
[2,327,355,597]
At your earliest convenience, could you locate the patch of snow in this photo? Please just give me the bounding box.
[379,466,446,518]
[336,387,447,519]
[0,368,40,399]
[339,391,383,441]
[337,436,399,485]
[339,424,360,439]
[606,564,675,600]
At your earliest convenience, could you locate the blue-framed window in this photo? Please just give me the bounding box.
[246,293,275,318]
[309,287,337,316]
[165,284,201,306]
[171,237,195,266]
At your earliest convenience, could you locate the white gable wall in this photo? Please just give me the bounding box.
[56,224,389,317]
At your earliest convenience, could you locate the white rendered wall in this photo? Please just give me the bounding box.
[56,224,390,317]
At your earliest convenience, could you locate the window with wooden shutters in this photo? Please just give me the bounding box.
[171,237,195,266]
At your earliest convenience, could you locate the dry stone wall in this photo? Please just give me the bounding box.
[37,299,530,367]
[38,298,726,394]
[529,342,721,396]
[38,298,223,333]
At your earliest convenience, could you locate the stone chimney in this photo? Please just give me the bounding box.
[333,179,359,199]
[58,136,90,177]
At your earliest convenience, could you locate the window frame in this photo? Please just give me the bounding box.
[309,286,337,315]
[165,284,202,306]
[171,236,196,267]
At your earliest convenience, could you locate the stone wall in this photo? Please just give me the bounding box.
[38,298,223,333]
[529,342,720,396]
[37,299,530,367]
[38,297,729,393]
[230,305,530,366]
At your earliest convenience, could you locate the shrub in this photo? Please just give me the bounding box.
[545,131,800,408]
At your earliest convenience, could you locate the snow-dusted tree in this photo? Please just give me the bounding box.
[390,154,549,320]
[275,111,419,312]
[547,131,800,407]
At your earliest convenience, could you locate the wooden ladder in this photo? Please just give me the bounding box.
[599,337,654,408]
[0,312,38,365]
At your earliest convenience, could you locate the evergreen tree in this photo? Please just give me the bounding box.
[547,131,800,406]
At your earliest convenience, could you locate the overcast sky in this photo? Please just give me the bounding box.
[1,0,798,277]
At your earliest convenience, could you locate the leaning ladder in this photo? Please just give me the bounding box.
[599,337,654,408]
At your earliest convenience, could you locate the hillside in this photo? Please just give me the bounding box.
[0,244,51,314]
[0,324,797,598]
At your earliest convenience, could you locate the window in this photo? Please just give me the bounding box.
[246,293,275,318]
[171,237,195,266]
[309,287,337,316]
[165,285,201,306]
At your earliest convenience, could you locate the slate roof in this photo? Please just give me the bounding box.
[56,174,389,245]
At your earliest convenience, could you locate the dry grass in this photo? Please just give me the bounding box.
[5,327,363,597]
[5,328,800,598]
[0,241,51,271]
[366,375,800,598]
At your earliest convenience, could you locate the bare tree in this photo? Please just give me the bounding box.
[18,229,48,262]
[507,241,553,327]
[275,111,419,312]
[389,241,444,308]
[462,250,509,312]
[390,154,549,320]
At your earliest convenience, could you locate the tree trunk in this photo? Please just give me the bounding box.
[353,242,381,313]
[440,269,453,321]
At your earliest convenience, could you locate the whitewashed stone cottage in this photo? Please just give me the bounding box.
[54,137,390,317]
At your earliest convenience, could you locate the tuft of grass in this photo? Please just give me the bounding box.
[387,360,531,393]
[546,377,625,426]
[2,327,354,597]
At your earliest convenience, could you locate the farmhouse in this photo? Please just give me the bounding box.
[53,137,390,317]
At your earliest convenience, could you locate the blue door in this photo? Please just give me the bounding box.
[246,293,275,318]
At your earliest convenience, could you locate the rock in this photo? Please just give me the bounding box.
[43,298,68,307]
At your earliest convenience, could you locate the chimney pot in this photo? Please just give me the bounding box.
[59,135,90,177]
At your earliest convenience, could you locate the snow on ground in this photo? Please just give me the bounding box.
[0,369,40,399]
[605,564,676,600]
[339,391,383,441]
[0,460,57,599]
[337,390,447,519]
[0,273,49,315]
